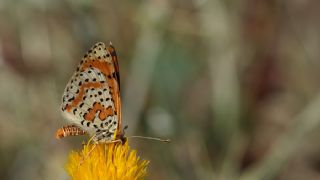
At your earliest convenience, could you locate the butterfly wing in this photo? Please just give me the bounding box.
[60,42,121,142]
[107,44,122,139]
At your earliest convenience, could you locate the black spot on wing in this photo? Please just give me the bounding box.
[73,108,77,115]
[68,97,75,102]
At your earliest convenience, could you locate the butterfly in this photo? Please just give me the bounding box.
[56,42,170,144]
[55,42,125,143]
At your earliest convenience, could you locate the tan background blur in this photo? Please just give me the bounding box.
[1,0,320,180]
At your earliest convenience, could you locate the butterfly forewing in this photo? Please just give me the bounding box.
[60,42,121,142]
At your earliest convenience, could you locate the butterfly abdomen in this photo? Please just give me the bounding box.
[56,125,87,139]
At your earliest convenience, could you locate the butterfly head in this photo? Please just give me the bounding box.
[116,125,128,144]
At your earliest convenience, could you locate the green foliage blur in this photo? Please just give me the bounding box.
[0,0,320,180]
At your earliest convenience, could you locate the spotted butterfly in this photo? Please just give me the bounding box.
[55,42,124,143]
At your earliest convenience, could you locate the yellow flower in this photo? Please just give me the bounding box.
[65,141,149,180]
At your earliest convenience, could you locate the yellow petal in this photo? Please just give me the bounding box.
[65,141,149,180]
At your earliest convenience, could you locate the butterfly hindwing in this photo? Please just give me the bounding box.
[60,42,121,142]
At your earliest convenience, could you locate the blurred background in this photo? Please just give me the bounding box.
[1,0,320,179]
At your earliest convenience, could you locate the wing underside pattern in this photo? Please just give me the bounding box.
[56,42,121,142]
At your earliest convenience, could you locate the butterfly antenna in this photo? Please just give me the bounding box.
[123,125,170,143]
[128,136,171,143]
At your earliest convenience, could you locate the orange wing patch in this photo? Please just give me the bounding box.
[84,102,114,122]
[65,82,103,112]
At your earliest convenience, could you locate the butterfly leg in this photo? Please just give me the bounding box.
[55,125,87,139]
[102,139,122,144]
[78,138,122,168]
[77,143,97,168]
[91,131,123,144]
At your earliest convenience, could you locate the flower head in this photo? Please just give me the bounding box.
[65,141,149,180]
